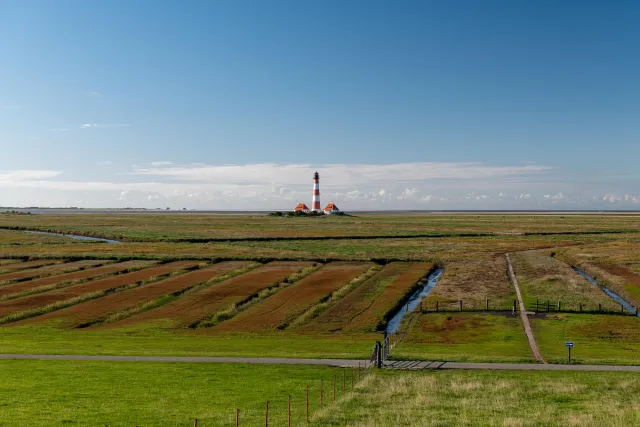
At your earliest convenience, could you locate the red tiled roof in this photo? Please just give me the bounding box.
[323,202,339,211]
[294,202,310,211]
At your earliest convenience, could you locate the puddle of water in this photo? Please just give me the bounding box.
[25,230,121,244]
[385,267,444,334]
[572,266,638,316]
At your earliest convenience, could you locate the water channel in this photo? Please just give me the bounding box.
[385,266,444,334]
[25,230,121,244]
[572,266,638,316]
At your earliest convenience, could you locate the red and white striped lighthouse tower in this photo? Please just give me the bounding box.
[312,171,321,212]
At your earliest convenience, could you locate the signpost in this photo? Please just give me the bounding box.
[565,341,574,363]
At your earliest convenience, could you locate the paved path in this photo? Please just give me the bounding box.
[1,354,640,372]
[506,253,546,363]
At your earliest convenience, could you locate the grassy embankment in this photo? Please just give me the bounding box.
[312,369,640,426]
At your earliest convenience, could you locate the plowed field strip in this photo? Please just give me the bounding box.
[300,262,432,333]
[0,260,108,284]
[0,260,61,274]
[32,262,253,327]
[215,262,371,332]
[0,259,24,266]
[0,261,197,320]
[113,261,312,328]
[0,261,157,299]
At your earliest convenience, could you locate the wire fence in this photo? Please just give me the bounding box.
[417,299,639,316]
[133,363,372,427]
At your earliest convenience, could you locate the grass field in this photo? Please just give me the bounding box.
[2,213,640,424]
[531,314,640,365]
[0,213,639,366]
[313,369,640,426]
[0,359,343,426]
[2,213,640,241]
[2,359,638,426]
[393,312,534,363]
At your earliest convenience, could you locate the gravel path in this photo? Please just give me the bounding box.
[506,253,546,363]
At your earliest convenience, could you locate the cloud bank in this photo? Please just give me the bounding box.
[0,162,638,210]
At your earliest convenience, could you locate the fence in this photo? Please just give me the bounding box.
[416,299,638,316]
[158,364,372,427]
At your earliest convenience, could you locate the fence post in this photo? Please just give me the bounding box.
[486,299,489,311]
[236,409,240,427]
[265,401,269,427]
[558,301,561,312]
[436,301,439,312]
[547,300,550,312]
[536,299,539,312]
[333,374,336,402]
[194,419,198,427]
[579,303,582,312]
[288,396,291,427]
[376,341,382,368]
[306,385,309,424]
[621,304,624,314]
[419,301,423,313]
[598,303,602,312]
[459,300,463,311]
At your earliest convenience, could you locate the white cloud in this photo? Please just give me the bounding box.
[88,91,103,98]
[98,161,113,166]
[49,128,69,132]
[0,170,62,182]
[150,161,173,167]
[80,123,130,129]
[129,162,550,185]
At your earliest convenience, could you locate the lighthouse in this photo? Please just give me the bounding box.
[312,171,321,212]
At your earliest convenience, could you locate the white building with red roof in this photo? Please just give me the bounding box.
[323,201,340,214]
[293,201,310,213]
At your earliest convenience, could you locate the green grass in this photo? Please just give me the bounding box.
[312,369,640,426]
[531,313,640,365]
[393,312,535,363]
[0,325,379,359]
[0,359,347,426]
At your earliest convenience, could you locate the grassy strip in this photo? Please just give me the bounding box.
[98,263,262,325]
[0,268,199,325]
[1,224,638,242]
[285,265,383,329]
[196,264,323,328]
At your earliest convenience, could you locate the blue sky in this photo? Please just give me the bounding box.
[1,0,639,209]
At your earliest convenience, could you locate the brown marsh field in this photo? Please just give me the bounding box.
[0,212,639,364]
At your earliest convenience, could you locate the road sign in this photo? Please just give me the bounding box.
[565,342,574,363]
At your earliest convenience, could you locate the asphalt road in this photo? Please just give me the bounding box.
[1,354,639,372]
